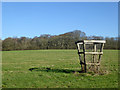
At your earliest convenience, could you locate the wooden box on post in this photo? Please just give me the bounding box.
[75,40,106,73]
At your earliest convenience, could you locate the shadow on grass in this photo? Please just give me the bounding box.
[28,67,84,74]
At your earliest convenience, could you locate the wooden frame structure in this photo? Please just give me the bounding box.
[75,40,106,72]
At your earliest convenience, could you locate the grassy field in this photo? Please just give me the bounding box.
[2,49,118,88]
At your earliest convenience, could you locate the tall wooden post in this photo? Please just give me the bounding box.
[83,42,86,72]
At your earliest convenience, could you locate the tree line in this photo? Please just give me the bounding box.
[1,30,119,51]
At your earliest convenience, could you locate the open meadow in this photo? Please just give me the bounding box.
[2,49,118,88]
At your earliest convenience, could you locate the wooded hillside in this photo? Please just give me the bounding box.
[1,30,119,51]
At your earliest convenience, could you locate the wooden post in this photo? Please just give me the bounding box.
[83,42,86,72]
[92,44,97,71]
[97,43,104,71]
[76,42,83,71]
[77,43,80,52]
[98,43,104,63]
[93,44,96,63]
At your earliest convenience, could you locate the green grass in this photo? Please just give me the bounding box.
[2,49,118,88]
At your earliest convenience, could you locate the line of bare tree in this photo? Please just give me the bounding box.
[0,30,119,51]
